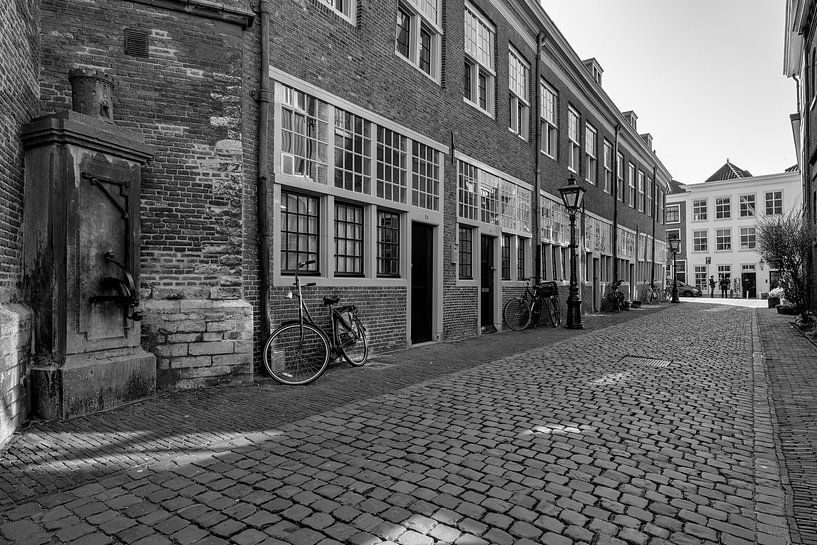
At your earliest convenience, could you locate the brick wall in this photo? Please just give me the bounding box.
[0,0,39,446]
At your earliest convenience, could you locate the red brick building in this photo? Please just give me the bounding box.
[0,0,673,441]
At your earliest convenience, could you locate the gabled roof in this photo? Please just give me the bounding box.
[705,160,752,182]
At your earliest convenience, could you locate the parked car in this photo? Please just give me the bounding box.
[672,280,702,297]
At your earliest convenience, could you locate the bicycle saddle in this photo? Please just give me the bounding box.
[322,295,340,306]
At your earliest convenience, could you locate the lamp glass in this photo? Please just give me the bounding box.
[668,238,679,253]
[558,176,586,212]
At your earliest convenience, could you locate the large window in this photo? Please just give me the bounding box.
[693,230,708,252]
[459,226,473,279]
[334,202,364,276]
[517,239,526,280]
[646,177,653,217]
[603,140,612,193]
[637,171,645,212]
[376,127,408,203]
[715,197,731,219]
[694,265,707,293]
[739,194,755,217]
[585,124,597,184]
[458,161,479,220]
[508,48,529,139]
[396,0,442,80]
[281,191,320,274]
[464,3,495,115]
[740,227,756,250]
[501,233,511,280]
[334,109,372,194]
[676,260,687,283]
[411,142,440,210]
[540,82,558,158]
[281,87,329,182]
[716,228,731,251]
[665,204,680,223]
[692,199,707,221]
[377,211,400,277]
[318,0,356,23]
[568,107,581,173]
[616,153,624,201]
[628,163,636,207]
[765,191,782,215]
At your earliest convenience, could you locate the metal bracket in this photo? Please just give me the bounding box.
[81,172,130,219]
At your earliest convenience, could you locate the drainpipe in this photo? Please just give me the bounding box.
[612,124,621,282]
[533,32,545,282]
[650,164,657,289]
[257,0,272,340]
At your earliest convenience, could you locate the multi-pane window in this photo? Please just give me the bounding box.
[739,194,756,217]
[715,197,731,219]
[508,48,529,139]
[334,202,364,276]
[716,228,731,251]
[281,191,320,274]
[517,239,526,280]
[693,230,708,252]
[377,211,400,277]
[376,127,407,203]
[540,82,558,158]
[280,86,329,182]
[319,0,356,22]
[395,0,441,80]
[765,191,783,215]
[411,142,440,210]
[693,199,707,221]
[459,226,473,279]
[646,177,653,217]
[628,163,636,207]
[585,124,597,184]
[718,264,731,280]
[694,266,708,293]
[464,3,495,115]
[480,175,499,225]
[616,153,624,201]
[501,234,511,280]
[567,107,581,173]
[740,227,756,250]
[334,109,371,194]
[458,161,479,220]
[676,260,687,283]
[637,171,645,212]
[603,140,612,193]
[666,229,681,253]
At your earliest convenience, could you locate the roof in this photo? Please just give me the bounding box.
[667,179,686,194]
[785,164,800,173]
[705,160,752,182]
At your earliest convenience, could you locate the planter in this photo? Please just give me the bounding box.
[768,297,780,308]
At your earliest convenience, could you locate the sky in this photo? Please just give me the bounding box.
[539,0,797,184]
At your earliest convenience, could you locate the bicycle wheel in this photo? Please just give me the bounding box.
[646,290,655,304]
[503,297,532,331]
[549,296,562,326]
[339,317,369,367]
[263,323,330,385]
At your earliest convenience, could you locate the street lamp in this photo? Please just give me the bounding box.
[558,174,586,329]
[668,237,680,303]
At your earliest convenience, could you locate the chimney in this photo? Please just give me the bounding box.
[68,69,114,121]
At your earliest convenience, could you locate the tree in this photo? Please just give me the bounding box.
[756,209,817,315]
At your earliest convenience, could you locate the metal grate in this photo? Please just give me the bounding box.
[124,28,149,58]
[619,355,671,368]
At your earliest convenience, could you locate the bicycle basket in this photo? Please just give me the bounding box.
[335,305,359,346]
[537,281,558,296]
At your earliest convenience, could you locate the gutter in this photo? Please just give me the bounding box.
[533,32,545,282]
[612,124,621,282]
[651,164,657,289]
[257,0,272,343]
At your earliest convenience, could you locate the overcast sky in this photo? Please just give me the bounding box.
[539,0,797,184]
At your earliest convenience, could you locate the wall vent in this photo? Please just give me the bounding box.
[124,28,149,58]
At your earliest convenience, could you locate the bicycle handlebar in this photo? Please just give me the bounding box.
[298,259,316,269]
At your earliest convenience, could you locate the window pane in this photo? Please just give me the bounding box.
[334,202,364,275]
[281,191,320,274]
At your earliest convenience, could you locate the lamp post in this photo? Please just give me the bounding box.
[668,237,680,303]
[558,174,587,329]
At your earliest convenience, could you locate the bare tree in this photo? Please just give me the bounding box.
[756,209,817,315]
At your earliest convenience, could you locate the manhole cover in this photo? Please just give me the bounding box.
[619,355,671,368]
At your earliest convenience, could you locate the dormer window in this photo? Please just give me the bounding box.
[622,110,638,130]
[582,58,603,86]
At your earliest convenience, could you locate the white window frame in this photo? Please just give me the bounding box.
[692,199,707,221]
[716,228,731,251]
[585,123,597,184]
[603,140,612,193]
[740,227,756,250]
[637,170,645,212]
[318,0,357,24]
[395,0,443,82]
[463,2,495,117]
[508,46,530,140]
[627,163,636,207]
[715,196,731,219]
[540,81,558,159]
[616,152,624,201]
[567,107,581,173]
[765,190,783,215]
[739,194,756,218]
[665,204,680,224]
[692,229,707,252]
[666,228,681,254]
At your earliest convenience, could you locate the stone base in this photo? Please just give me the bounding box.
[141,299,253,391]
[29,350,156,421]
[0,304,32,446]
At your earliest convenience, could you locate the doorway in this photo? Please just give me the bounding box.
[480,235,496,333]
[411,222,433,344]
[741,271,757,298]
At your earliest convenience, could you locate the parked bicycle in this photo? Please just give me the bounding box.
[503,278,562,331]
[604,280,627,312]
[644,282,661,304]
[262,260,368,385]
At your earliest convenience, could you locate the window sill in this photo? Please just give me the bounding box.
[463,97,494,119]
[395,52,441,85]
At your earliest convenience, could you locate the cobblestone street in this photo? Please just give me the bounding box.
[1,303,812,545]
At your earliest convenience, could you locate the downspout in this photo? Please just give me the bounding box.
[533,32,545,282]
[650,165,657,289]
[257,0,272,341]
[612,124,621,282]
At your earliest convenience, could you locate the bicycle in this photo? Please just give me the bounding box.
[644,283,661,304]
[262,260,369,385]
[604,280,627,312]
[503,278,562,331]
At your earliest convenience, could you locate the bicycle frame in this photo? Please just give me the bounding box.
[286,265,347,352]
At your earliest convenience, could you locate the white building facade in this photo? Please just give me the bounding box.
[666,171,801,298]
